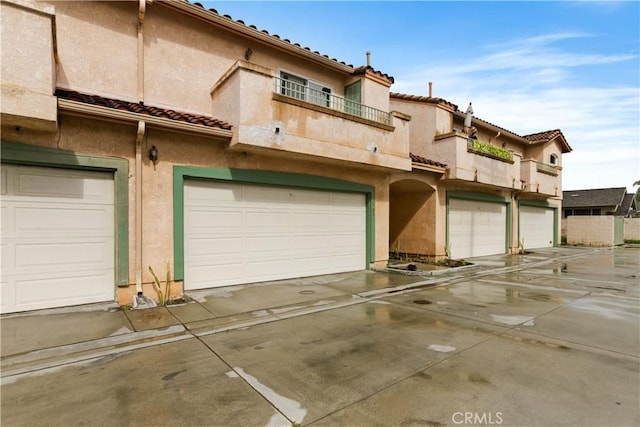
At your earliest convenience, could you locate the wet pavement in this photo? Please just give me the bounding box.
[1,246,639,426]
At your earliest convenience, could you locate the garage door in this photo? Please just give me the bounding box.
[448,198,507,259]
[1,165,115,313]
[184,180,366,290]
[520,205,554,249]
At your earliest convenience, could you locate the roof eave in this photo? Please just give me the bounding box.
[160,0,355,75]
[58,99,234,139]
[452,110,526,143]
[412,163,446,174]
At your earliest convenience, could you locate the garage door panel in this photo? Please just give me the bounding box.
[292,212,331,228]
[184,180,366,290]
[186,208,244,230]
[15,206,113,234]
[449,198,507,259]
[247,236,290,254]
[184,180,241,205]
[14,168,112,202]
[520,206,554,249]
[15,240,113,271]
[244,186,290,205]
[188,262,246,288]
[292,235,330,250]
[332,192,364,207]
[188,237,244,258]
[1,165,115,313]
[291,188,331,205]
[293,257,333,275]
[1,168,7,194]
[331,213,365,230]
[14,273,113,305]
[1,205,9,231]
[246,211,290,228]
[245,259,291,280]
[333,254,365,269]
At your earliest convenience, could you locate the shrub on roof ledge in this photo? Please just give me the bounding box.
[468,139,514,162]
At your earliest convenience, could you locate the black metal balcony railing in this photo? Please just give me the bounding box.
[274,77,392,126]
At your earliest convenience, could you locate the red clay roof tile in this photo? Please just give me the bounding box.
[410,153,447,168]
[187,0,354,68]
[56,89,232,130]
[390,92,458,111]
[353,66,395,84]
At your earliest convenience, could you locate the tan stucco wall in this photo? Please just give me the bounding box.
[389,99,451,158]
[1,0,57,130]
[524,139,563,168]
[361,75,390,112]
[51,1,137,99]
[388,174,440,256]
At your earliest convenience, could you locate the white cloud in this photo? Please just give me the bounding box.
[394,32,640,191]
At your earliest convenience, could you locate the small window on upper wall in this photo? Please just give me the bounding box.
[550,154,558,165]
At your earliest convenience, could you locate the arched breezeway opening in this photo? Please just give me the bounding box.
[389,178,437,260]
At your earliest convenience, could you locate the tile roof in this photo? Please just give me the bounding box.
[562,187,627,209]
[187,1,354,68]
[394,92,572,152]
[410,153,447,168]
[524,129,572,153]
[56,89,232,130]
[614,193,636,216]
[390,93,458,111]
[353,66,394,84]
[523,129,563,142]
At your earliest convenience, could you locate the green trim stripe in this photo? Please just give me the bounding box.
[173,166,375,281]
[1,141,130,287]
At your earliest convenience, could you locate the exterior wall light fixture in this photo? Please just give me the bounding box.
[149,145,158,163]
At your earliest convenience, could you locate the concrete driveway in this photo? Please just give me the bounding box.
[1,247,639,426]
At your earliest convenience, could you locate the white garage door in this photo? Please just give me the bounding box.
[1,165,115,313]
[448,198,507,259]
[184,180,366,290]
[520,205,554,249]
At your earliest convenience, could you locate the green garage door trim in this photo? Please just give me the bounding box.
[518,200,558,247]
[173,166,375,281]
[446,191,512,254]
[1,141,129,286]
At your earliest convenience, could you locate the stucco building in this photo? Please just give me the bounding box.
[1,0,571,313]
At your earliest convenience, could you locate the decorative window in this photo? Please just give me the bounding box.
[550,154,558,165]
[280,71,331,107]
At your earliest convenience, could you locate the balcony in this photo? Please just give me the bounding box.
[210,60,411,171]
[430,132,521,189]
[274,77,392,126]
[520,159,561,196]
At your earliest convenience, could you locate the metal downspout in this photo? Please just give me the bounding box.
[135,0,146,294]
[135,121,146,294]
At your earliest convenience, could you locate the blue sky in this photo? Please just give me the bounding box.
[206,1,640,191]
